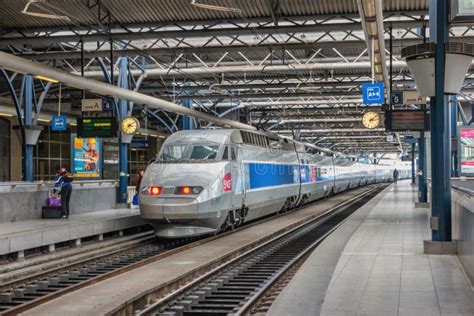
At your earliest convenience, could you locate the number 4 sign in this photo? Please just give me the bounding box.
[362,82,385,105]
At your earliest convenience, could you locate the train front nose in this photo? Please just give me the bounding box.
[139,163,220,222]
[140,187,201,221]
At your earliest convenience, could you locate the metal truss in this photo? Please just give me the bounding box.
[0,7,473,154]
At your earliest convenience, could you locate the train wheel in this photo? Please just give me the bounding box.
[300,195,308,206]
[279,199,290,213]
[220,211,235,231]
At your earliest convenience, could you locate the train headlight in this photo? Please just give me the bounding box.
[174,186,203,195]
[149,186,162,196]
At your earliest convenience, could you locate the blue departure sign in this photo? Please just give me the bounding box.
[362,82,385,105]
[51,115,67,131]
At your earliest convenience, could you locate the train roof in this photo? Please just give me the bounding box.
[166,129,390,163]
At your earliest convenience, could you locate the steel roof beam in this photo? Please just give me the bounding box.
[79,60,408,78]
[0,11,429,34]
[0,20,425,47]
[0,52,255,130]
[357,0,389,90]
[15,37,472,61]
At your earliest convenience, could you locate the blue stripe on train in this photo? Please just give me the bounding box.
[246,163,297,189]
[245,162,330,190]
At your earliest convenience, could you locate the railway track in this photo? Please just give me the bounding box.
[0,184,385,315]
[135,184,386,316]
[0,235,182,315]
[0,204,306,316]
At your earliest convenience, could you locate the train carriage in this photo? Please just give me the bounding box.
[139,129,409,238]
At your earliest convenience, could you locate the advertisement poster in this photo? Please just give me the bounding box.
[71,134,102,178]
[460,128,474,175]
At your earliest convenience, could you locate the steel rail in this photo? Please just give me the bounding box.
[0,184,337,315]
[234,187,382,315]
[135,184,385,315]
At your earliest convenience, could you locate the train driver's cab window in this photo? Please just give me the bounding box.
[222,146,229,160]
[190,145,219,160]
[160,144,186,161]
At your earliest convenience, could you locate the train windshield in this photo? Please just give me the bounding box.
[157,143,221,162]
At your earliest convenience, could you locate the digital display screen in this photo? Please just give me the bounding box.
[385,110,429,132]
[77,117,117,138]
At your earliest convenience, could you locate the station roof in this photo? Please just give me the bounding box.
[0,0,428,29]
[0,0,471,156]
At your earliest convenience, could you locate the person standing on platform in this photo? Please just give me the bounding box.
[133,170,145,206]
[55,167,73,219]
[136,170,145,194]
[393,168,399,184]
[53,166,62,194]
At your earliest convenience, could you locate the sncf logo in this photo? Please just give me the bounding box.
[223,172,232,192]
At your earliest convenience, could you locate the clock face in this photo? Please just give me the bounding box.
[362,111,381,129]
[121,117,140,135]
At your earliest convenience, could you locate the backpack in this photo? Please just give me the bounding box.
[62,173,74,183]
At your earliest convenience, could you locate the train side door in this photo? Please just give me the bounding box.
[232,145,245,209]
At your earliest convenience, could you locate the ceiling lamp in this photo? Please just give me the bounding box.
[402,42,474,97]
[22,0,71,21]
[190,0,241,13]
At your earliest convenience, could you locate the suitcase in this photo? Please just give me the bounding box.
[132,194,139,206]
[42,206,63,219]
[46,196,61,207]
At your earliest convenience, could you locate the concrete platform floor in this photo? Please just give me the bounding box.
[20,187,371,316]
[0,208,145,257]
[269,180,474,316]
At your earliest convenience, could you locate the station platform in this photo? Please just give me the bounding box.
[0,208,147,259]
[269,180,474,316]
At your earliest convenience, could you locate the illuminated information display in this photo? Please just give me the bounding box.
[77,117,118,138]
[385,110,429,132]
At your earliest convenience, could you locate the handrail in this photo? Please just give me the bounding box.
[0,180,119,190]
[452,185,474,197]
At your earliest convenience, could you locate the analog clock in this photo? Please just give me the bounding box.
[362,111,381,129]
[121,117,140,135]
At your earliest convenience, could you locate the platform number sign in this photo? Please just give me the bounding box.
[391,91,403,105]
[223,172,232,192]
[362,82,385,105]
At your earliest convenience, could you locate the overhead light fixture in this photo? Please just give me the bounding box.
[22,0,71,21]
[0,113,14,117]
[37,118,51,123]
[190,0,241,13]
[35,75,59,83]
[367,22,377,36]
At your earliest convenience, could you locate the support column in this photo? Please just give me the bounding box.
[418,131,428,204]
[23,75,34,182]
[411,143,416,185]
[450,95,459,177]
[428,0,452,243]
[181,97,193,130]
[118,57,129,204]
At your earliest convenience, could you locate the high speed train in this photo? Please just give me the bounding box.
[139,129,410,238]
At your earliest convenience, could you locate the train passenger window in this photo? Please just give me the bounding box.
[231,147,236,160]
[222,146,229,160]
[190,145,219,160]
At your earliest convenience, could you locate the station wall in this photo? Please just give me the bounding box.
[452,181,474,284]
[0,181,117,223]
[0,115,159,184]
